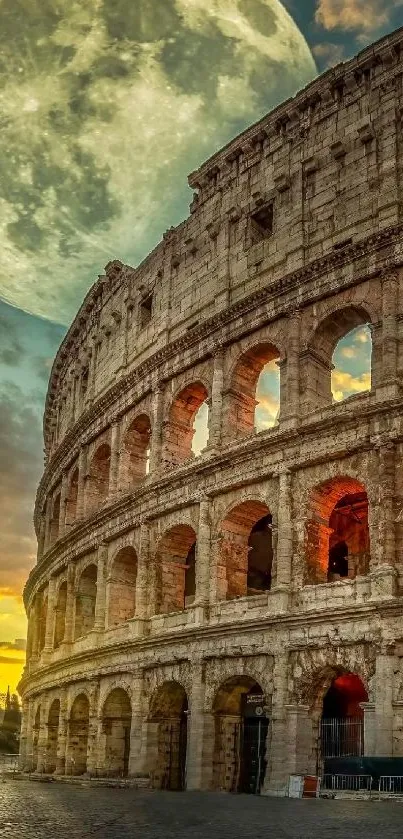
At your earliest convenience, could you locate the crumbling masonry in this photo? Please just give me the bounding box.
[18,27,403,794]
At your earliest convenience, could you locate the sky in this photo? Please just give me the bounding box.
[0,0,400,697]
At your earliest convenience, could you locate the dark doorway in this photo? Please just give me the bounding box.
[320,673,368,760]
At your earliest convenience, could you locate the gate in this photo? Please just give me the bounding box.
[159,716,187,791]
[239,718,269,794]
[320,717,363,759]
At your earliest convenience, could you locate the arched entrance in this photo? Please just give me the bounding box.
[101,688,132,777]
[107,547,137,627]
[67,694,89,776]
[148,681,188,791]
[155,525,197,613]
[306,477,370,584]
[320,672,368,764]
[218,500,273,600]
[121,414,151,487]
[46,699,60,773]
[212,676,269,794]
[74,564,97,639]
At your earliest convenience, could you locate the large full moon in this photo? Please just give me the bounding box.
[0,0,316,324]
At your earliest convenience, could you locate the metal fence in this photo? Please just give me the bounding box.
[378,776,403,794]
[320,717,364,758]
[321,774,372,792]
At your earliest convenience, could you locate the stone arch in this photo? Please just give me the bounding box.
[289,646,375,709]
[212,675,269,794]
[67,693,89,776]
[100,688,132,778]
[65,467,79,526]
[215,499,273,600]
[162,380,209,468]
[147,680,188,791]
[107,546,138,628]
[303,304,374,411]
[74,563,97,639]
[120,413,151,489]
[49,492,61,544]
[305,475,370,585]
[154,524,197,614]
[54,580,67,647]
[46,698,60,773]
[224,342,281,441]
[86,443,111,516]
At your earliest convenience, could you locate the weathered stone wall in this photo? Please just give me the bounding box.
[19,27,403,795]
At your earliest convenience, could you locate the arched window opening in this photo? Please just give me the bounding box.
[65,468,79,527]
[46,699,60,774]
[212,676,269,794]
[305,477,370,585]
[49,493,61,545]
[121,414,151,489]
[163,382,209,468]
[107,547,137,628]
[101,688,132,778]
[38,593,48,653]
[86,443,111,516]
[54,582,67,648]
[226,343,281,441]
[67,694,89,776]
[148,681,188,791]
[155,525,197,614]
[332,324,372,403]
[305,307,373,412]
[74,564,97,639]
[218,500,272,601]
[320,672,368,761]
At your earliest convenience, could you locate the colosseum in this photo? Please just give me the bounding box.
[18,26,403,795]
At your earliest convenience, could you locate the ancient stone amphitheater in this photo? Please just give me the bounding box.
[19,27,403,795]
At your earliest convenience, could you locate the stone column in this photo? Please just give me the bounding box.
[362,702,376,756]
[284,310,301,423]
[55,691,68,775]
[382,272,398,383]
[58,472,68,538]
[195,499,211,618]
[43,577,57,654]
[149,384,164,474]
[86,687,101,776]
[208,349,224,450]
[63,564,76,645]
[31,596,41,661]
[37,517,46,560]
[263,653,289,795]
[374,652,395,756]
[369,443,397,599]
[94,543,108,632]
[282,705,313,778]
[273,470,293,609]
[186,661,209,790]
[108,421,121,497]
[36,698,49,774]
[135,523,149,623]
[18,700,29,771]
[76,445,87,521]
[128,675,146,776]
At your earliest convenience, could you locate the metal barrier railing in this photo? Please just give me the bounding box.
[320,774,372,793]
[378,776,403,795]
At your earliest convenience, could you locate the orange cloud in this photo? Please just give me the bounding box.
[315,0,397,32]
[340,346,357,359]
[332,369,371,401]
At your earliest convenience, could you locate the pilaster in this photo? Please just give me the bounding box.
[94,543,108,632]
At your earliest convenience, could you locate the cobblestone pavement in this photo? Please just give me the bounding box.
[1,781,403,839]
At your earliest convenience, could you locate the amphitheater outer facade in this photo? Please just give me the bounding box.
[18,27,403,794]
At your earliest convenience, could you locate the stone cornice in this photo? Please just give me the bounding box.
[18,598,403,698]
[26,391,403,605]
[36,222,403,527]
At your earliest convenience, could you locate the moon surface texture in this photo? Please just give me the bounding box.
[0,0,316,324]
